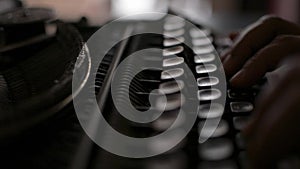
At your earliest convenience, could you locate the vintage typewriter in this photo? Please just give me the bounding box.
[0,3,261,169]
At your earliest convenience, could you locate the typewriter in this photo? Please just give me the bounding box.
[0,2,261,169]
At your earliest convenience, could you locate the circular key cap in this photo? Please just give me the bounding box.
[198,89,222,101]
[159,80,184,94]
[193,45,214,55]
[197,77,219,87]
[194,53,216,63]
[163,57,184,67]
[190,28,211,38]
[161,68,184,80]
[163,37,184,47]
[199,138,234,161]
[163,46,184,57]
[196,64,217,74]
[198,103,224,118]
[164,29,185,38]
[199,119,229,138]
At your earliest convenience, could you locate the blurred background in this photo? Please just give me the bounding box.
[21,0,300,33]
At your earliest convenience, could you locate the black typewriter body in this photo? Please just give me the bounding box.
[0,4,261,169]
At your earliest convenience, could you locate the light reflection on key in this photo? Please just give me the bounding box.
[230,102,254,113]
[152,111,185,131]
[190,28,211,38]
[196,64,217,74]
[164,29,185,38]
[198,89,222,101]
[233,116,249,130]
[199,119,229,138]
[161,68,184,80]
[198,103,224,119]
[199,138,234,161]
[163,46,184,56]
[192,36,213,46]
[163,57,184,67]
[155,94,185,111]
[194,53,216,63]
[164,37,185,47]
[197,77,219,87]
[164,22,185,31]
[159,80,184,94]
[193,45,214,55]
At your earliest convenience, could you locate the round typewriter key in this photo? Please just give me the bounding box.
[163,57,184,67]
[163,46,184,57]
[163,37,185,47]
[230,102,254,113]
[192,36,213,46]
[199,119,229,138]
[193,45,214,55]
[199,138,234,161]
[236,133,246,149]
[161,68,184,80]
[198,89,222,101]
[233,116,249,131]
[155,94,185,111]
[197,77,219,87]
[196,64,217,74]
[149,131,186,154]
[190,28,211,38]
[152,110,185,131]
[164,29,185,38]
[159,80,184,94]
[194,53,216,63]
[165,16,185,24]
[164,21,185,31]
[198,103,224,119]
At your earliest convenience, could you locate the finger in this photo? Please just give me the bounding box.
[242,69,290,139]
[223,15,300,77]
[229,31,240,41]
[230,35,300,87]
[245,81,300,169]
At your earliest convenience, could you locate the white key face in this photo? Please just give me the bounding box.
[165,16,185,24]
[190,28,211,38]
[193,45,214,55]
[163,57,184,67]
[199,119,229,138]
[164,29,185,38]
[199,139,234,161]
[159,80,184,94]
[163,37,185,47]
[198,103,224,118]
[163,46,184,56]
[196,64,217,74]
[152,111,185,131]
[164,22,185,31]
[194,53,216,63]
[192,36,213,46]
[230,102,254,113]
[161,68,184,80]
[198,89,222,101]
[155,94,185,112]
[197,77,219,87]
[233,116,249,130]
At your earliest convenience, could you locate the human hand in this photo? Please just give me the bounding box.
[222,15,300,87]
[242,56,300,169]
